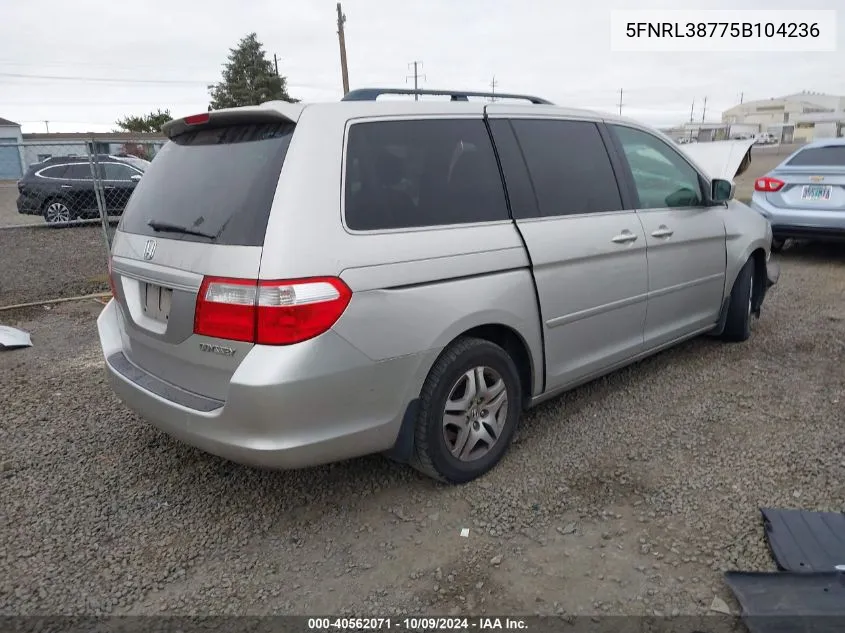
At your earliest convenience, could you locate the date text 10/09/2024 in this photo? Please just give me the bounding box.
[307,617,528,630]
[625,22,820,38]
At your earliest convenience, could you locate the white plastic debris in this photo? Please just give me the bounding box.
[460,528,470,538]
[0,326,33,350]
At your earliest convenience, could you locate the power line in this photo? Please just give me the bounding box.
[0,71,213,85]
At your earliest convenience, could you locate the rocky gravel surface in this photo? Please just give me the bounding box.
[1,242,844,618]
[0,225,111,307]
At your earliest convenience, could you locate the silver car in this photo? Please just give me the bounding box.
[750,138,845,250]
[97,87,779,484]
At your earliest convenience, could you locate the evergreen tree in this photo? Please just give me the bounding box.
[115,109,172,133]
[208,33,296,109]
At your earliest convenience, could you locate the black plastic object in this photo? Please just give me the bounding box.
[761,508,845,572]
[725,571,845,633]
[341,87,553,105]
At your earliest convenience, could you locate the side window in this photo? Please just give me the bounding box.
[64,164,92,180]
[38,165,68,179]
[344,118,509,231]
[611,125,703,209]
[509,119,623,217]
[103,162,136,181]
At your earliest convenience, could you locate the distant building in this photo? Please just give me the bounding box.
[0,117,25,180]
[722,91,845,143]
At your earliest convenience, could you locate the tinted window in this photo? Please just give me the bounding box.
[64,164,92,180]
[612,125,703,209]
[344,119,509,230]
[38,165,68,179]
[487,119,539,219]
[103,162,137,181]
[786,145,845,167]
[510,119,623,217]
[118,122,294,246]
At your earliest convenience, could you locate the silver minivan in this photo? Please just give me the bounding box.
[98,88,779,483]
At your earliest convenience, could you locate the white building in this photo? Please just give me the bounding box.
[721,91,845,143]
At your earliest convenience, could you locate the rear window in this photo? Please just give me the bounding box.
[786,145,845,167]
[37,165,69,179]
[344,118,509,231]
[118,121,294,246]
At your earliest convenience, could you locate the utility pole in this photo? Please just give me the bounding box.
[44,121,50,133]
[618,88,624,115]
[406,61,425,100]
[336,3,350,95]
[740,92,744,104]
[490,76,498,101]
[689,98,695,123]
[273,54,279,77]
[701,96,708,123]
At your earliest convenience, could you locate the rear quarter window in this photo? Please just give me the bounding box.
[37,165,69,179]
[786,145,845,167]
[344,118,509,231]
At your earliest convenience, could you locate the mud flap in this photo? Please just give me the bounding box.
[724,571,845,633]
[761,508,845,572]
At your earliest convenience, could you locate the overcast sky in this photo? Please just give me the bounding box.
[1,0,843,133]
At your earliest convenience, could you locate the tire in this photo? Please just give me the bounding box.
[42,198,75,225]
[721,258,755,342]
[771,237,785,253]
[410,337,523,484]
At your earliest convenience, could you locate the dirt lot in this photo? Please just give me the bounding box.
[0,225,110,307]
[2,242,843,618]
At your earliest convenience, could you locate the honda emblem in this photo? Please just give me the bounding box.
[143,239,157,261]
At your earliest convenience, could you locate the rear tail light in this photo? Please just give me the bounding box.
[754,177,785,192]
[194,276,352,345]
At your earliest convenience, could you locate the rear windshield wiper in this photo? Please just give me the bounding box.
[147,220,217,240]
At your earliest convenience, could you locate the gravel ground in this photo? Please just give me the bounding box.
[0,225,111,307]
[1,242,844,618]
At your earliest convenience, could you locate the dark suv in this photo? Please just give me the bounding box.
[16,155,148,224]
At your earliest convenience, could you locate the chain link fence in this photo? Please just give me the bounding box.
[0,137,162,308]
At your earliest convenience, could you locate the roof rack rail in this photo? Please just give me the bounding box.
[341,87,553,105]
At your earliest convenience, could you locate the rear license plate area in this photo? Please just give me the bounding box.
[142,283,172,322]
[801,185,832,201]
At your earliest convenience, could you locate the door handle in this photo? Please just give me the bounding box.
[651,225,674,238]
[103,186,115,190]
[60,184,72,189]
[611,230,638,244]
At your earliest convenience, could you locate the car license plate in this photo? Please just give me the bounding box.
[801,185,831,201]
[142,283,172,322]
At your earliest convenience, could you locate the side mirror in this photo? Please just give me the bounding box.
[711,178,734,203]
[130,174,142,182]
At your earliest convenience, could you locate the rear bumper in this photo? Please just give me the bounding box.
[97,299,433,470]
[751,196,845,241]
[16,194,41,215]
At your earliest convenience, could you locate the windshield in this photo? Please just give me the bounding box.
[117,121,295,246]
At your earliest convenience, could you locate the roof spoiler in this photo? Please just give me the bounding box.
[162,106,299,139]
